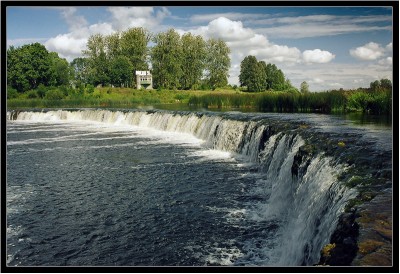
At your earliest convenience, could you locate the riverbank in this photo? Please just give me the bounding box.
[7,86,392,115]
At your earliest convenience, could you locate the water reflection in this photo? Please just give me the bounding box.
[339,112,392,128]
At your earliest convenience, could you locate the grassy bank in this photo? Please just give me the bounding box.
[189,89,392,114]
[7,87,241,109]
[7,86,392,115]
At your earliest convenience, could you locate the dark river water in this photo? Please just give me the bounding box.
[6,109,392,267]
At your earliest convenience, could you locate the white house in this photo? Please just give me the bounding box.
[135,71,153,90]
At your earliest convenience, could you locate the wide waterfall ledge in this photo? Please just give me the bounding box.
[6,108,392,267]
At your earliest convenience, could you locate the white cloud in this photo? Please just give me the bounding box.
[256,24,391,39]
[386,42,392,51]
[310,78,325,84]
[349,42,385,61]
[250,44,301,64]
[378,57,392,66]
[45,33,89,60]
[190,12,267,23]
[107,7,170,31]
[253,14,391,39]
[251,14,391,26]
[61,7,88,31]
[187,17,255,42]
[302,49,335,64]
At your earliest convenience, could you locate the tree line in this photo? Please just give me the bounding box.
[7,27,231,94]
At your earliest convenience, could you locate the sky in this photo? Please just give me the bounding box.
[6,5,394,91]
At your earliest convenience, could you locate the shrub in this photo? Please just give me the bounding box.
[45,89,65,100]
[86,84,95,94]
[36,84,47,98]
[91,90,102,99]
[7,87,19,99]
[26,90,39,99]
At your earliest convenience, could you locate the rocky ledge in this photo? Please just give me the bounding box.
[318,189,392,266]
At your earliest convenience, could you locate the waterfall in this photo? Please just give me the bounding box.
[7,109,356,265]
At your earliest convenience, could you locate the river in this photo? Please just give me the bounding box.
[6,108,392,267]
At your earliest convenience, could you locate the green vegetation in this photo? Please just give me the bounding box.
[8,82,391,115]
[239,55,297,93]
[188,83,392,114]
[7,86,235,109]
[6,28,392,115]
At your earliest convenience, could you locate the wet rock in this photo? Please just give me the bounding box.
[351,191,392,266]
[291,144,314,177]
[318,212,359,266]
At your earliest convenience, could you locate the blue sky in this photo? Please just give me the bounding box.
[6,5,393,91]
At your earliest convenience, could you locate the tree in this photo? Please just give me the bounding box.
[48,52,72,87]
[109,56,133,87]
[205,38,231,90]
[83,33,109,86]
[369,80,381,92]
[379,78,392,90]
[300,81,310,94]
[105,32,121,61]
[120,27,151,79]
[180,33,207,90]
[7,43,53,92]
[151,29,183,89]
[70,57,90,87]
[239,55,257,88]
[284,79,299,93]
[265,63,285,90]
[239,56,267,92]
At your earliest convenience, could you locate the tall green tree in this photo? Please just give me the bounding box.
[7,43,52,92]
[120,27,151,79]
[151,29,183,89]
[105,32,121,61]
[48,52,72,87]
[70,57,90,87]
[180,33,207,90]
[265,63,285,90]
[205,38,231,90]
[239,56,266,92]
[83,33,109,86]
[239,55,258,89]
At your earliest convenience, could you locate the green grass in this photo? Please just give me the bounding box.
[7,86,392,115]
[188,89,391,114]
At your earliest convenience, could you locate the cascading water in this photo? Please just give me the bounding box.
[7,109,358,266]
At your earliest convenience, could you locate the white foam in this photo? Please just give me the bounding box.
[188,149,234,161]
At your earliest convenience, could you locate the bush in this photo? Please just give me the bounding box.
[91,90,102,99]
[26,90,39,99]
[36,84,47,98]
[7,87,19,99]
[85,84,95,94]
[45,89,65,100]
[174,93,188,101]
[59,85,72,97]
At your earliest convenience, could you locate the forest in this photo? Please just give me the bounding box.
[6,27,392,115]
